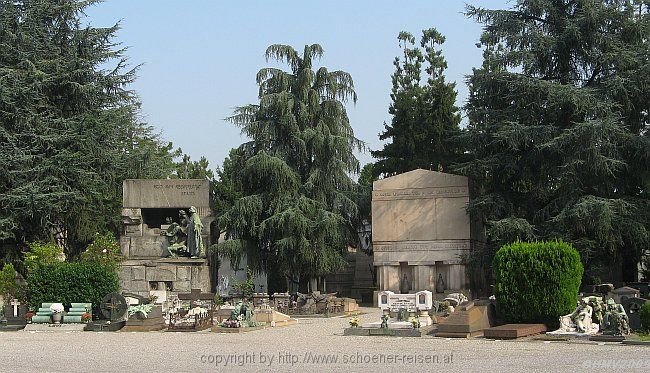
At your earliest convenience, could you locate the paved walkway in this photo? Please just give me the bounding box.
[1,307,648,372]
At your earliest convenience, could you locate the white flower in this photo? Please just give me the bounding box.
[102,249,107,253]
[49,303,65,314]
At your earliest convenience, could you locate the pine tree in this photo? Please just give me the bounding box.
[215,44,362,287]
[372,29,462,177]
[0,0,177,256]
[460,0,650,282]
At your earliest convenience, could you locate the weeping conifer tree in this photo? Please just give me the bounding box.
[459,0,650,282]
[215,44,362,290]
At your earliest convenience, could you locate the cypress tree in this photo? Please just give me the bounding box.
[372,28,462,177]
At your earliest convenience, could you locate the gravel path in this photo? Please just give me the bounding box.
[1,307,647,372]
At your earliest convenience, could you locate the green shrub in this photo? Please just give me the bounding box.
[24,241,63,273]
[27,262,119,311]
[79,232,124,269]
[0,263,18,304]
[493,240,583,327]
[640,302,650,333]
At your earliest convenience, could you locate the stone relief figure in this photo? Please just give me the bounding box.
[162,213,188,257]
[186,206,203,258]
[602,298,630,335]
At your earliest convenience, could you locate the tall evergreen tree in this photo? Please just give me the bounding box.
[0,0,177,257]
[460,0,650,282]
[215,44,362,288]
[372,29,462,177]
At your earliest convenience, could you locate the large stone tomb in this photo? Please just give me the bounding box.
[119,179,214,298]
[372,169,483,297]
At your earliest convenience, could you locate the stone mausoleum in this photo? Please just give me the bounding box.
[119,179,214,297]
[372,169,484,298]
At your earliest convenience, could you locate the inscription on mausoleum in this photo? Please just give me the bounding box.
[123,179,210,208]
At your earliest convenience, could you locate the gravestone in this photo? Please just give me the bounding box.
[435,300,496,338]
[1,299,27,330]
[372,169,483,298]
[622,297,648,331]
[119,179,213,298]
[608,286,640,304]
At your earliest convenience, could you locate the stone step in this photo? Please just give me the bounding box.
[62,316,83,323]
[31,316,53,323]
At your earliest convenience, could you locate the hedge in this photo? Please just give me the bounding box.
[27,262,119,312]
[640,302,650,332]
[493,240,583,327]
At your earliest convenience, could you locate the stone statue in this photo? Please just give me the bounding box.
[399,274,411,294]
[380,314,389,329]
[186,206,203,258]
[602,298,630,336]
[217,275,229,296]
[550,297,599,335]
[162,214,188,257]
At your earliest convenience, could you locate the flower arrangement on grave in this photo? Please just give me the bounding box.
[81,312,92,323]
[25,311,34,323]
[128,304,153,319]
[410,316,421,329]
[349,317,360,328]
[49,303,65,324]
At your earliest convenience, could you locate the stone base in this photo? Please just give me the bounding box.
[122,317,166,332]
[483,324,547,340]
[589,335,625,342]
[621,340,650,346]
[212,325,267,333]
[84,321,126,332]
[23,323,87,333]
[0,324,26,331]
[435,301,494,337]
[344,324,435,337]
[545,330,595,338]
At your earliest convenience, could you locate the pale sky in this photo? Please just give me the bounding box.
[85,0,512,172]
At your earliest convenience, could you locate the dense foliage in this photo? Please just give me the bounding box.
[459,0,650,282]
[27,261,119,310]
[494,241,583,326]
[0,0,179,257]
[0,263,18,303]
[372,29,462,177]
[23,242,64,274]
[79,232,124,269]
[640,302,650,332]
[215,44,362,286]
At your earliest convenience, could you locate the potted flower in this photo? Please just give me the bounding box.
[49,303,65,324]
[349,317,360,328]
[410,316,421,329]
[81,312,92,323]
[25,311,35,324]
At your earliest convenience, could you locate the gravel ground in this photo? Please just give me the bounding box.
[1,307,648,372]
